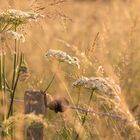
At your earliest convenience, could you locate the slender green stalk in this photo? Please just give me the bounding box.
[76,87,81,107]
[82,89,94,125]
[43,61,60,93]
[2,53,7,120]
[0,52,3,122]
[7,53,23,118]
[11,26,17,91]
[10,25,17,120]
[0,52,6,121]
[0,52,2,91]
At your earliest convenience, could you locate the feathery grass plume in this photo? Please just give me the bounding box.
[97,93,140,140]
[0,9,44,27]
[1,113,47,136]
[45,49,80,69]
[73,76,121,102]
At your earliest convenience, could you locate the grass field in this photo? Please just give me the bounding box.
[0,0,140,140]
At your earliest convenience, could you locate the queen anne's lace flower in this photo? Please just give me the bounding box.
[6,31,25,42]
[0,9,44,26]
[73,76,121,102]
[45,49,80,69]
[72,76,89,87]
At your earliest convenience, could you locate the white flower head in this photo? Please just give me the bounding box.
[45,49,80,69]
[0,9,44,26]
[6,31,25,42]
[73,76,121,102]
[72,76,89,87]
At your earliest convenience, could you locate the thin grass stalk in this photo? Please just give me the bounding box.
[0,52,2,91]
[101,104,122,139]
[0,52,3,122]
[2,53,7,120]
[59,113,73,140]
[0,52,6,121]
[75,89,94,140]
[99,98,140,139]
[0,23,10,33]
[11,25,17,91]
[82,89,94,125]
[73,87,81,128]
[10,26,18,123]
[62,81,82,120]
[16,39,20,66]
[76,87,81,107]
[43,61,61,93]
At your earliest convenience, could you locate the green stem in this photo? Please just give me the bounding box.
[11,27,17,90]
[10,26,17,118]
[43,62,60,93]
[0,53,2,91]
[2,53,7,120]
[7,53,23,118]
[81,89,94,125]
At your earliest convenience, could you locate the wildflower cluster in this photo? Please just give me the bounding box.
[45,49,80,69]
[0,9,44,27]
[73,76,121,102]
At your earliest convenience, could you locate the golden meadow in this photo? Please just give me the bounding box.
[0,0,140,140]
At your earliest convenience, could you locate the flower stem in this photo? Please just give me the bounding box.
[43,61,60,93]
[7,53,23,118]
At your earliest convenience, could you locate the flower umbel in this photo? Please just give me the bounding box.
[0,9,44,27]
[73,76,121,102]
[45,49,80,68]
[6,31,25,42]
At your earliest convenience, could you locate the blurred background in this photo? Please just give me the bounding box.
[0,0,140,139]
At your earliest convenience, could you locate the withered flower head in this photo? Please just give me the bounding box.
[47,97,69,113]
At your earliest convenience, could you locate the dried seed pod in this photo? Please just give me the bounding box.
[19,59,30,82]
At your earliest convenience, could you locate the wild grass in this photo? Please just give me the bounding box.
[0,0,140,140]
